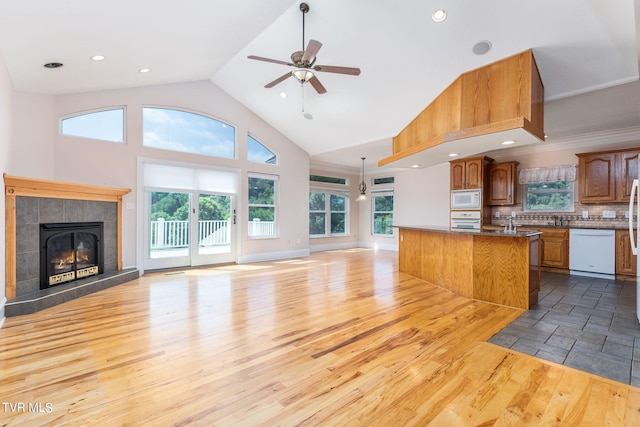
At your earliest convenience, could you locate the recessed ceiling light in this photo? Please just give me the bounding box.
[501,140,516,145]
[279,92,287,99]
[91,55,105,61]
[43,62,63,69]
[432,9,447,22]
[303,112,313,120]
[139,68,151,73]
[448,153,459,157]
[411,164,421,168]
[472,40,492,55]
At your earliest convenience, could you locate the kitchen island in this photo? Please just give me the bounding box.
[397,225,541,309]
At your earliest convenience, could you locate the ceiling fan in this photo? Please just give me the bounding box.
[247,2,361,94]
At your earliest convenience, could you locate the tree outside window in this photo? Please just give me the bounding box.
[248,175,277,237]
[372,192,394,235]
[525,181,573,211]
[309,191,348,236]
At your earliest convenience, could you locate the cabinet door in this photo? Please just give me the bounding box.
[615,230,637,276]
[618,150,639,202]
[450,161,466,190]
[540,238,568,268]
[578,152,616,202]
[488,163,515,205]
[465,158,483,188]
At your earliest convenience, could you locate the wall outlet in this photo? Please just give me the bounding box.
[602,210,616,219]
[495,212,500,218]
[511,211,516,218]
[582,210,589,219]
[625,211,630,219]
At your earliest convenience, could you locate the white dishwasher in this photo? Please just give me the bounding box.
[569,229,616,278]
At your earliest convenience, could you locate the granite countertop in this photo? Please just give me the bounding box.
[491,222,632,230]
[395,225,542,238]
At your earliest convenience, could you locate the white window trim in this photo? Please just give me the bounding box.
[60,106,127,144]
[248,172,278,239]
[371,189,395,237]
[309,188,350,237]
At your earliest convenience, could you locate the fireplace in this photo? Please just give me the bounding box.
[40,222,104,290]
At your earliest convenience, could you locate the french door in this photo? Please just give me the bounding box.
[144,190,235,270]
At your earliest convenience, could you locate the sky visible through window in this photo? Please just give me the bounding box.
[61,108,125,143]
[143,107,235,159]
[248,135,276,164]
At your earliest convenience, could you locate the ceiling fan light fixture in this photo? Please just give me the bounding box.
[292,68,315,82]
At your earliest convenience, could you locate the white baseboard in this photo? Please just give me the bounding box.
[237,249,311,264]
[358,241,399,252]
[310,242,359,253]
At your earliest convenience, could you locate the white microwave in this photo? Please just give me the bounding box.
[451,189,482,210]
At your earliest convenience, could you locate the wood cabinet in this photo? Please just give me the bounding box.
[538,228,569,268]
[615,229,637,276]
[488,161,519,205]
[450,156,493,190]
[577,148,640,203]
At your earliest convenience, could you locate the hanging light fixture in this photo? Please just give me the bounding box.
[356,157,367,202]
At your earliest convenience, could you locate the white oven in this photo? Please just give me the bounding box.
[451,189,482,210]
[450,211,481,229]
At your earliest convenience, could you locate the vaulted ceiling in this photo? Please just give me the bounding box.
[1,1,639,171]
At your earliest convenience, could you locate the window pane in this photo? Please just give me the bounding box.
[248,177,275,204]
[248,207,275,237]
[330,194,345,211]
[309,213,326,235]
[373,213,393,235]
[61,108,124,143]
[248,135,277,164]
[143,107,235,159]
[525,182,573,211]
[330,213,346,234]
[309,175,347,185]
[309,192,326,211]
[374,195,394,211]
[373,177,394,185]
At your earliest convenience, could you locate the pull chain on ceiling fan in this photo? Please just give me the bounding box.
[247,2,361,95]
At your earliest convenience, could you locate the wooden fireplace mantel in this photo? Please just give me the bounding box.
[4,174,131,300]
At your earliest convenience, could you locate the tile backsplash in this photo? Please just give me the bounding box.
[491,202,634,228]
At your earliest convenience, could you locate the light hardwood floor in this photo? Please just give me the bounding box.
[1,248,640,426]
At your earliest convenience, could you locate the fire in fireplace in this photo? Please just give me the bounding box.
[39,222,104,289]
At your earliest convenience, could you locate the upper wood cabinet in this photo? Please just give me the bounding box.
[450,156,493,190]
[488,161,519,205]
[576,148,640,203]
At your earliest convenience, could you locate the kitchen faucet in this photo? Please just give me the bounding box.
[504,216,517,233]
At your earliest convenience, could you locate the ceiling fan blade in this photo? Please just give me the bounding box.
[314,65,361,76]
[264,72,292,88]
[309,76,327,94]
[248,55,293,67]
[302,39,323,63]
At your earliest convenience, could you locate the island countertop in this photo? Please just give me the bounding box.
[394,224,542,238]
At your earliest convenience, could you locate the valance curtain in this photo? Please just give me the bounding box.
[518,164,577,184]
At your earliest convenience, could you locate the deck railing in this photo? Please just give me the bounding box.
[150,219,275,249]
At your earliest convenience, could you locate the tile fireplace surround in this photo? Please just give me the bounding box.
[4,174,138,316]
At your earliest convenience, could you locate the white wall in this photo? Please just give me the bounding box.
[10,80,310,269]
[0,50,13,325]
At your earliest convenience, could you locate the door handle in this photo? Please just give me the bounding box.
[629,179,638,255]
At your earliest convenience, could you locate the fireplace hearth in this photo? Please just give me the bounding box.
[40,222,104,290]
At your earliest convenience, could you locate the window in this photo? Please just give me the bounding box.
[60,108,125,143]
[248,135,277,164]
[373,176,394,185]
[372,191,394,235]
[143,107,235,159]
[310,175,348,185]
[248,173,277,237]
[309,190,348,236]
[525,182,574,212]
[519,165,576,212]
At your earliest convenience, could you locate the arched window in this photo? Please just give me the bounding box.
[60,108,125,143]
[143,107,235,159]
[248,135,277,164]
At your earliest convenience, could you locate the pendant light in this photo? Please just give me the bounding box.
[356,157,367,202]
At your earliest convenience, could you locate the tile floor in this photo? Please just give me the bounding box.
[489,272,640,386]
